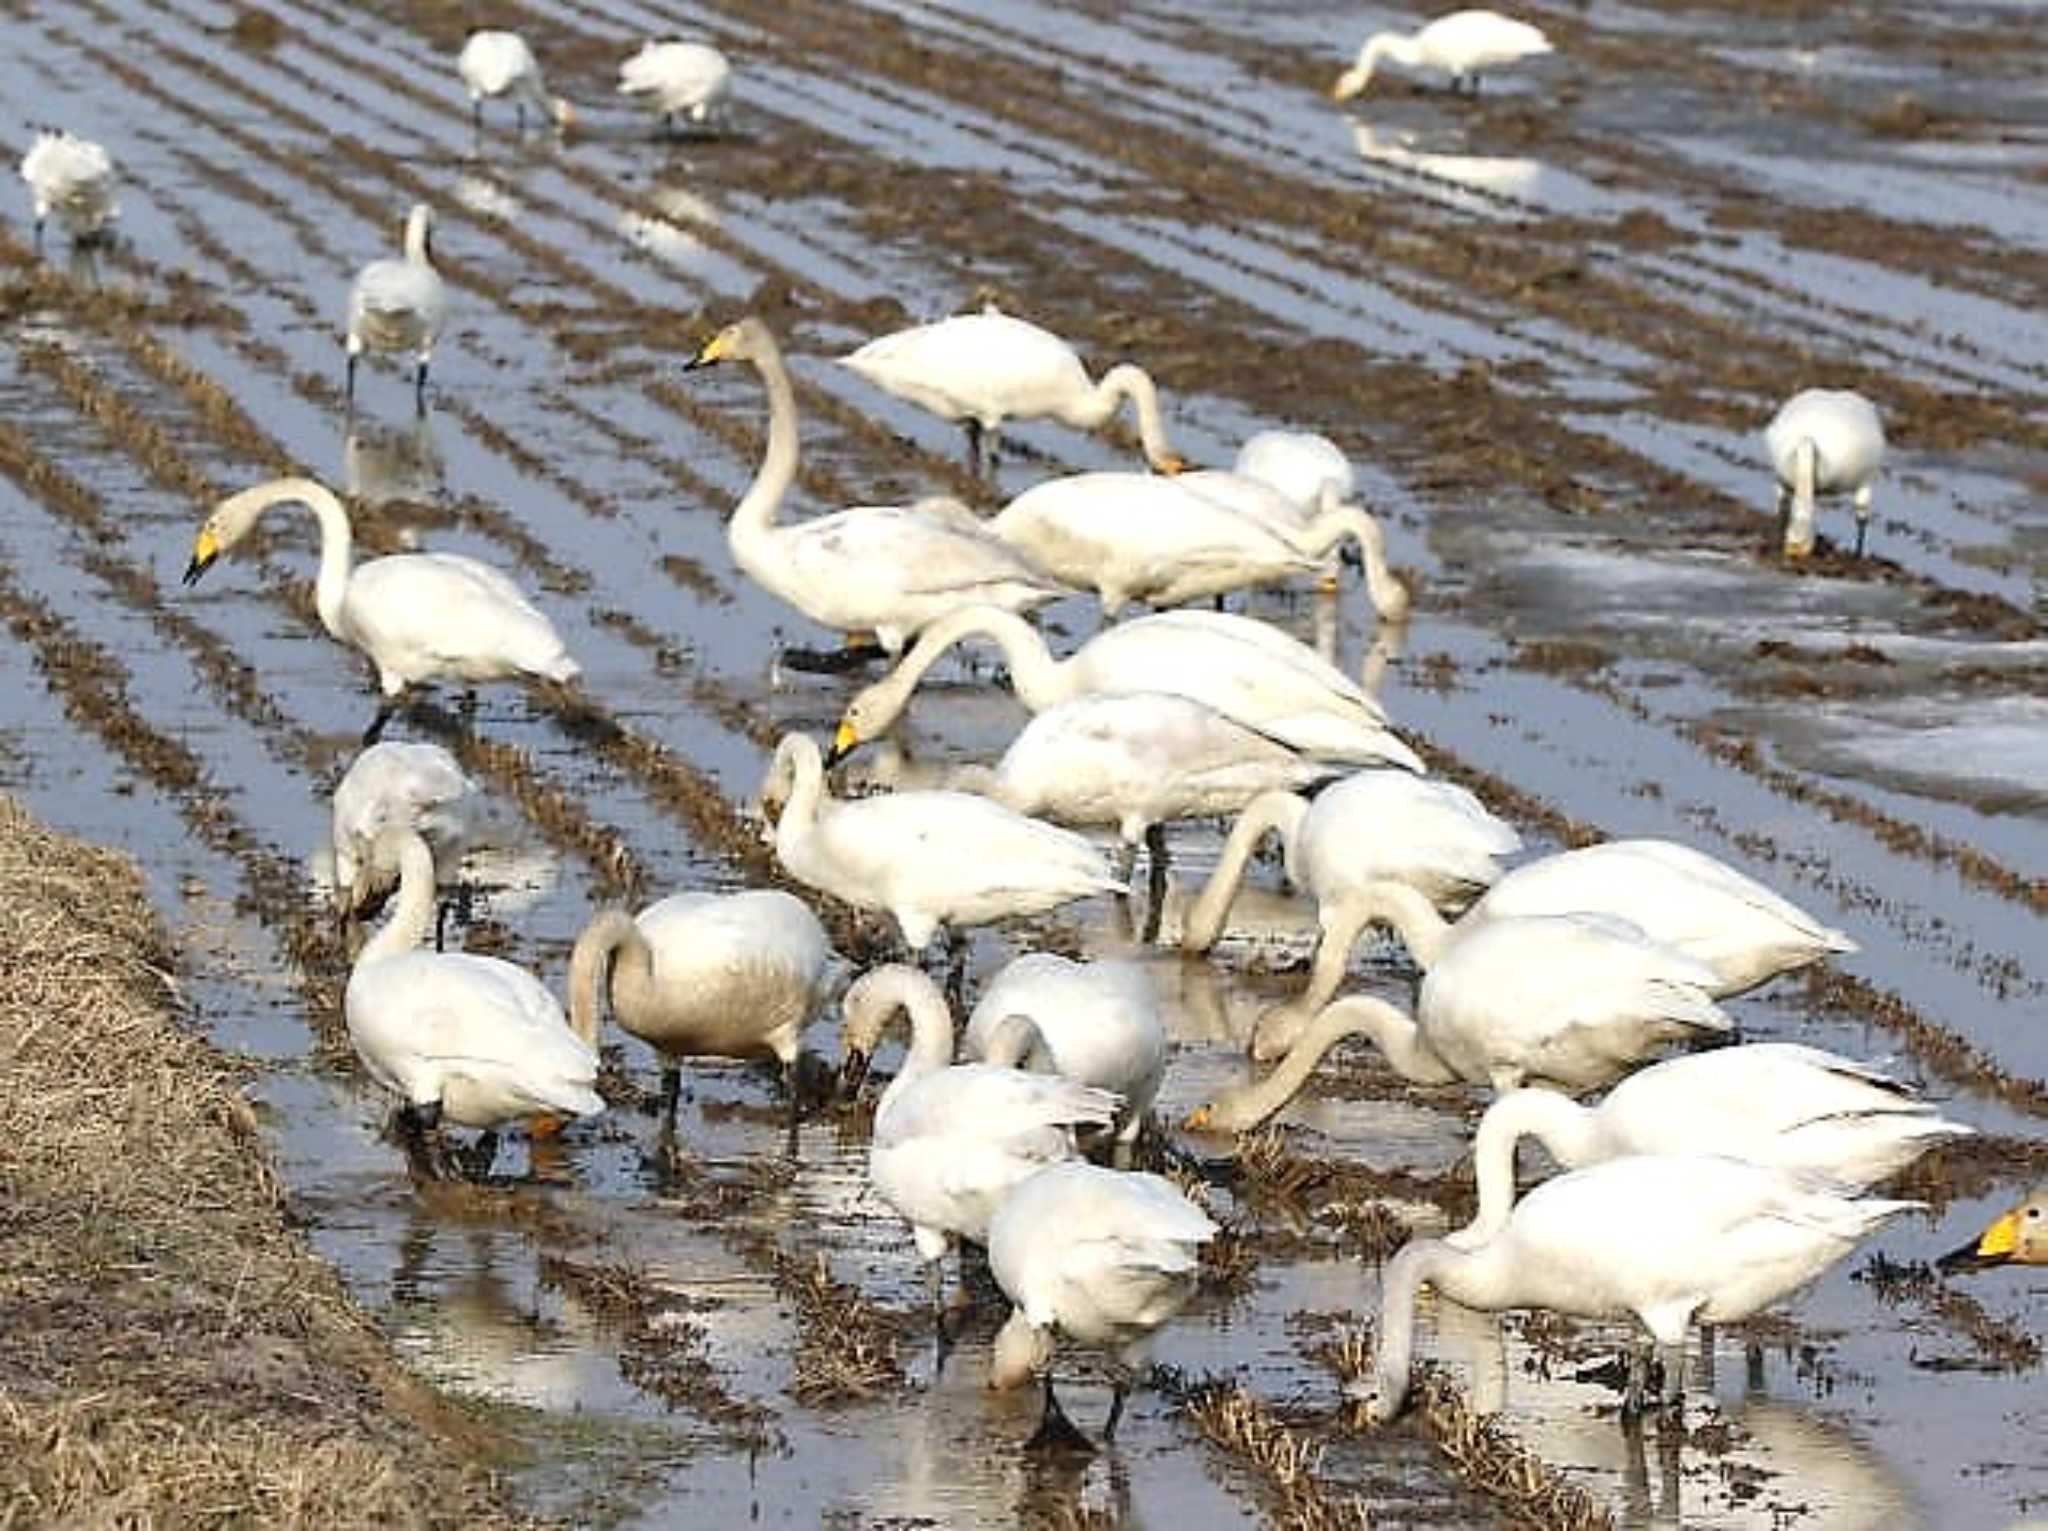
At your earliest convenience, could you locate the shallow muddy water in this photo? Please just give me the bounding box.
[2,0,2044,1524]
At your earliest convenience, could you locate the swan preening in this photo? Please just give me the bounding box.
[1333,10,1554,100]
[759,733,1120,950]
[18,129,116,250]
[988,1162,1216,1448]
[1452,1044,1971,1248]
[828,606,1423,773]
[1939,1188,2048,1272]
[346,203,448,412]
[619,41,732,133]
[688,319,1069,659]
[345,828,602,1178]
[1355,1155,1919,1421]
[1766,388,1887,559]
[1250,838,1856,1055]
[838,965,1121,1317]
[181,477,580,742]
[838,308,1187,476]
[568,890,836,1141]
[331,741,480,914]
[458,30,574,133]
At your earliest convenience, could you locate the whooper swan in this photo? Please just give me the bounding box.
[1334,9,1554,100]
[838,307,1186,476]
[346,203,448,412]
[181,476,580,742]
[988,1161,1216,1450]
[838,965,1121,1323]
[345,828,602,1178]
[826,605,1423,772]
[331,740,480,915]
[964,953,1168,1147]
[687,318,1069,660]
[1179,467,1410,620]
[458,30,574,133]
[759,733,1120,951]
[18,130,116,251]
[1355,1156,1918,1422]
[1234,430,1354,513]
[618,41,732,134]
[1939,1188,2048,1272]
[1452,1044,1972,1248]
[567,889,835,1143]
[1765,388,1886,559]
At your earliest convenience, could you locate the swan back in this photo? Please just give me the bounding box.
[1468,839,1854,995]
[459,31,541,97]
[1294,769,1520,910]
[19,130,116,233]
[964,953,1168,1121]
[331,740,478,907]
[342,551,580,693]
[1233,431,1354,513]
[618,41,732,118]
[1417,10,1555,72]
[840,310,1093,426]
[1766,389,1885,494]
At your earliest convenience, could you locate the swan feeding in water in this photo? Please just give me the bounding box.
[1333,10,1554,99]
[1765,388,1886,559]
[457,30,574,133]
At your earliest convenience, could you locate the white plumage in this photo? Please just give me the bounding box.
[1357,1155,1919,1421]
[1233,430,1355,514]
[839,307,1185,475]
[618,41,732,130]
[330,741,479,912]
[1334,9,1554,99]
[18,130,117,248]
[1765,388,1887,558]
[759,734,1120,951]
[346,204,448,410]
[458,30,574,132]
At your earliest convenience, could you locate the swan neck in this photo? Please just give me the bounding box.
[1308,506,1410,623]
[1785,438,1818,557]
[733,331,802,546]
[1183,791,1307,953]
[981,1013,1048,1071]
[567,910,645,1047]
[861,967,959,1083]
[403,207,433,266]
[1215,994,1393,1129]
[357,835,438,965]
[226,478,355,638]
[1337,993,1457,1085]
[1464,1090,1598,1245]
[769,735,828,856]
[1091,365,1178,472]
[874,607,1064,725]
[1341,882,1454,967]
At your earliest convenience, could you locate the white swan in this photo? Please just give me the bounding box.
[826,605,1424,773]
[618,41,732,133]
[1355,1156,1919,1421]
[964,953,1168,1146]
[1179,771,1521,960]
[838,307,1186,476]
[687,318,1069,658]
[458,30,574,133]
[1766,388,1886,559]
[181,476,580,740]
[1258,838,1856,1052]
[988,1161,1216,1448]
[839,965,1121,1314]
[1453,1044,1972,1248]
[1179,469,1411,621]
[1234,430,1354,514]
[346,203,448,412]
[345,828,602,1177]
[954,693,1339,855]
[18,130,116,251]
[1939,1187,2048,1272]
[331,741,480,913]
[1334,9,1554,99]
[1238,905,1732,1094]
[990,470,1408,621]
[759,734,1120,951]
[567,890,835,1132]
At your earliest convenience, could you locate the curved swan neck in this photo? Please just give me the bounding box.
[1462,1090,1599,1246]
[767,734,828,854]
[1784,438,1818,558]
[357,832,438,965]
[1089,365,1180,473]
[1182,791,1309,953]
[1372,1236,1489,1417]
[567,909,645,1047]
[1329,993,1457,1085]
[1299,506,1410,623]
[222,478,356,639]
[980,1013,1049,1071]
[403,205,434,266]
[1331,882,1456,969]
[870,607,1067,726]
[1207,993,1397,1130]
[733,328,801,548]
[848,965,958,1081]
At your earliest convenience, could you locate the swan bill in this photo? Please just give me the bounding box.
[1938,1209,2019,1272]
[686,326,742,370]
[824,718,862,769]
[182,528,221,586]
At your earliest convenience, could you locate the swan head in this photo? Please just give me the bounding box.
[1332,65,1372,102]
[182,523,223,586]
[686,316,776,371]
[1939,1190,2048,1272]
[1343,1365,1405,1425]
[549,96,577,131]
[988,1309,1053,1391]
[825,691,889,768]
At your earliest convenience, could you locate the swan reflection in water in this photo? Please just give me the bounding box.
[344,415,444,508]
[1352,123,1545,203]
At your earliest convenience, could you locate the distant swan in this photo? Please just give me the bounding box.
[1766,388,1886,559]
[827,605,1423,773]
[181,476,580,742]
[839,307,1186,476]
[759,733,1120,950]
[618,41,732,133]
[18,129,116,250]
[1334,9,1554,99]
[346,203,448,412]
[1355,1156,1918,1421]
[458,30,574,132]
[687,318,1068,658]
[346,828,602,1178]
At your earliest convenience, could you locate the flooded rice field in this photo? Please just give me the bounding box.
[3,0,2045,1523]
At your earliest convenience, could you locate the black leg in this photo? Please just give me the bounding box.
[345,351,358,408]
[461,1129,500,1180]
[360,698,396,747]
[434,896,455,953]
[1025,1370,1097,1455]
[660,1064,682,1123]
[33,217,45,256]
[1854,519,1869,559]
[964,418,985,477]
[516,101,527,133]
[782,1057,802,1159]
[1104,1374,1131,1441]
[414,358,429,415]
